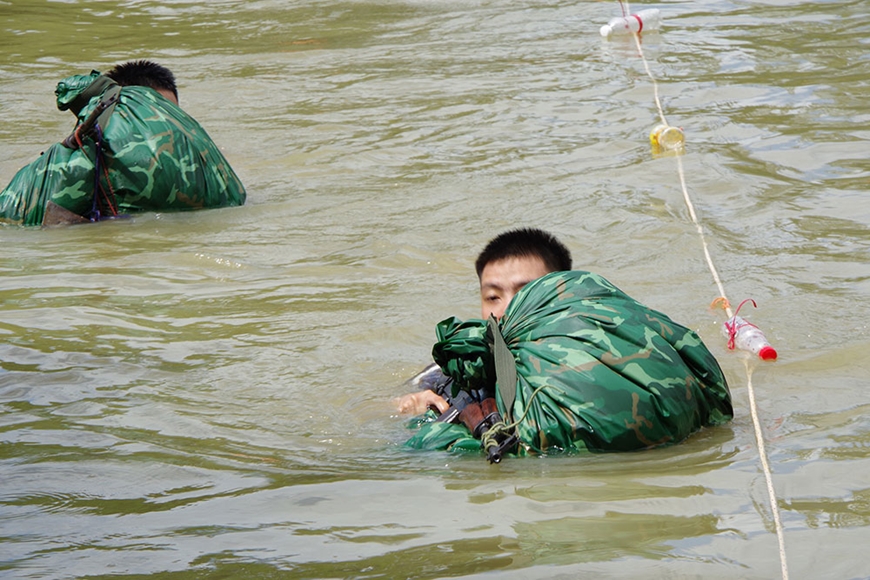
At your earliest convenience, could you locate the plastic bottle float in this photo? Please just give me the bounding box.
[719,299,778,361]
[599,8,662,37]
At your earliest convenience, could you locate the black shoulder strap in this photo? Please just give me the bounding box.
[487,315,517,423]
[94,84,121,132]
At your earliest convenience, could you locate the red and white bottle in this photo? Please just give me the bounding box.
[723,315,777,361]
[600,9,662,37]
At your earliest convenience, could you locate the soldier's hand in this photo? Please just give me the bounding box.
[393,390,449,415]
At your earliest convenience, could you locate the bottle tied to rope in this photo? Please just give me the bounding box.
[600,8,662,37]
[722,299,778,361]
[650,124,685,152]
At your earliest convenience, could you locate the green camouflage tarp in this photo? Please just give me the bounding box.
[0,71,245,226]
[405,270,733,455]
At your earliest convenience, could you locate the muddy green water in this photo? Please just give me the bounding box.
[1,1,869,578]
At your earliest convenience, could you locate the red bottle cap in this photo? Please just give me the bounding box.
[758,346,777,361]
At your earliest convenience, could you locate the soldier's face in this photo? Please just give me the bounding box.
[479,255,550,320]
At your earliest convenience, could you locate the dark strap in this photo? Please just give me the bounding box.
[488,315,517,423]
[94,84,121,133]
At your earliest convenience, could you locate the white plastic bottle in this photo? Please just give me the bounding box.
[723,316,778,361]
[600,9,662,37]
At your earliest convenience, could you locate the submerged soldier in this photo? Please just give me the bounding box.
[396,228,733,460]
[0,60,246,226]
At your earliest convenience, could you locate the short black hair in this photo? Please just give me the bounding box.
[106,60,178,101]
[475,228,572,278]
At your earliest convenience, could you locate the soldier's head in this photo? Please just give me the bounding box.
[476,228,572,320]
[106,60,179,105]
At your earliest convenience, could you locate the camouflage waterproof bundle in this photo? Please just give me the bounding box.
[406,271,733,455]
[0,71,245,226]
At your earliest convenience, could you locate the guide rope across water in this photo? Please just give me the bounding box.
[602,2,788,578]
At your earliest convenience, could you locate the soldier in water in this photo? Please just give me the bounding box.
[396,228,733,459]
[0,60,245,226]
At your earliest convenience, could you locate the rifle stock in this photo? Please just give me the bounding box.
[434,393,519,462]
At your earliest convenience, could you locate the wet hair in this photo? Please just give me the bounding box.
[105,60,178,101]
[475,228,573,278]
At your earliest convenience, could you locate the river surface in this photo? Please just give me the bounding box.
[1,0,869,578]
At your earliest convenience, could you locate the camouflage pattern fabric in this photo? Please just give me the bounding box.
[405,270,733,455]
[0,72,245,226]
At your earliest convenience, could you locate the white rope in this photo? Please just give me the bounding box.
[674,155,733,318]
[745,361,790,580]
[621,13,788,579]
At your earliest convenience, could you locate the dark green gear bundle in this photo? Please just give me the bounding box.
[0,71,246,226]
[405,271,733,456]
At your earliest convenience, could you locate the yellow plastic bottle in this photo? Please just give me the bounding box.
[650,124,685,152]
